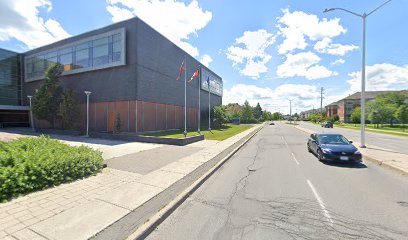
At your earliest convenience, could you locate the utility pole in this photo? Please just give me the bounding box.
[320,87,324,114]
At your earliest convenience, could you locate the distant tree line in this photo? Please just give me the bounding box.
[210,101,282,128]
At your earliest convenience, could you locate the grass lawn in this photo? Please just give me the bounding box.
[334,123,408,137]
[307,121,408,137]
[143,124,254,141]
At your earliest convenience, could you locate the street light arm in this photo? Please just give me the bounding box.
[323,7,363,18]
[367,0,392,16]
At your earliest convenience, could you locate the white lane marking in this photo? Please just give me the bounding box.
[307,179,334,226]
[291,153,300,165]
[281,136,289,147]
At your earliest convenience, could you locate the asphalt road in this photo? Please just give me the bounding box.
[146,122,408,240]
[297,121,408,155]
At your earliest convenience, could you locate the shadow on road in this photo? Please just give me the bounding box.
[321,161,368,169]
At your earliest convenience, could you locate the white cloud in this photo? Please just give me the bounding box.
[223,83,323,113]
[347,63,408,93]
[106,5,134,23]
[106,0,212,57]
[276,51,338,80]
[200,54,213,67]
[226,29,275,79]
[277,9,346,54]
[314,37,358,56]
[0,0,70,49]
[331,58,345,65]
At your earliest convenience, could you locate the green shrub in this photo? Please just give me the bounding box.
[0,135,103,202]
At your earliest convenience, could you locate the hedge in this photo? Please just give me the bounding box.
[0,135,103,202]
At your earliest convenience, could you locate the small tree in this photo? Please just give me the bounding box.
[329,114,339,123]
[211,105,227,128]
[241,100,256,123]
[395,105,408,130]
[351,107,361,125]
[253,102,263,120]
[262,111,272,121]
[369,111,382,128]
[32,64,63,128]
[58,90,80,129]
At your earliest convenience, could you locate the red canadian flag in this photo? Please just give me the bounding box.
[188,69,199,83]
[176,60,184,80]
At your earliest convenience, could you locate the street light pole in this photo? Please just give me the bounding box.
[84,91,92,137]
[361,14,367,148]
[288,99,293,124]
[323,0,392,148]
[27,96,34,131]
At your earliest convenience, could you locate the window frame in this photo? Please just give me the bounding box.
[24,28,126,82]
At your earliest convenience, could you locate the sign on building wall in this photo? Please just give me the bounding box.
[200,68,223,96]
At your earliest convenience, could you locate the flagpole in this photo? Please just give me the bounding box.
[198,66,201,134]
[184,55,187,137]
[208,77,211,131]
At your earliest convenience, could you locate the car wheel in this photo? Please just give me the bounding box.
[317,150,323,161]
[307,144,312,153]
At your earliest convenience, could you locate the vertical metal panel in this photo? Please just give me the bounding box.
[155,102,158,130]
[142,101,144,132]
[106,103,109,132]
[165,104,168,129]
[143,101,156,131]
[156,103,166,130]
[128,100,136,132]
[135,100,138,132]
[127,100,130,132]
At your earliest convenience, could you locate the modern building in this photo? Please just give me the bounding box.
[325,91,401,123]
[0,17,222,132]
[0,48,29,127]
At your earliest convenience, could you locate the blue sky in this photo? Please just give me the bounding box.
[1,0,407,114]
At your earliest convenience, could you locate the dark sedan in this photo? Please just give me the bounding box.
[321,121,333,128]
[307,133,362,162]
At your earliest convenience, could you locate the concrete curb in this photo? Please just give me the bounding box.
[126,124,265,240]
[361,155,408,177]
[293,125,408,177]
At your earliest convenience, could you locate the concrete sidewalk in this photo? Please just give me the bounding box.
[0,129,163,160]
[294,125,408,176]
[0,125,262,240]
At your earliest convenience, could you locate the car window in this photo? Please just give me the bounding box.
[317,135,349,145]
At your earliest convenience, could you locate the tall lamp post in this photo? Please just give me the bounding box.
[84,91,92,137]
[288,99,293,124]
[27,96,34,131]
[323,0,392,148]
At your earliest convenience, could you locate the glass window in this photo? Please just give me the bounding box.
[112,41,122,62]
[112,33,121,42]
[26,58,33,78]
[59,47,73,71]
[93,37,109,66]
[33,56,45,77]
[74,42,91,69]
[25,29,125,81]
[44,51,58,70]
[93,37,108,46]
